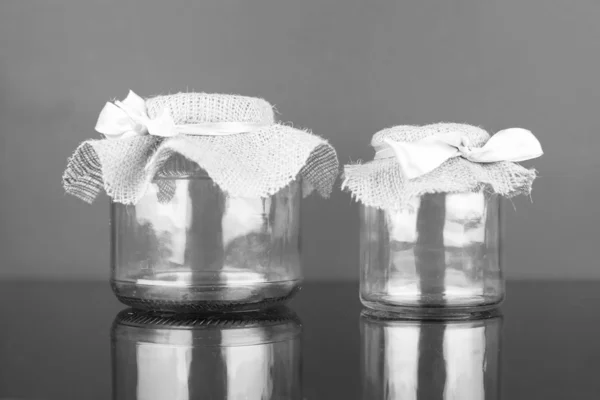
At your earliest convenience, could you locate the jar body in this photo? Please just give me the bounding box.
[360,192,502,317]
[110,161,302,312]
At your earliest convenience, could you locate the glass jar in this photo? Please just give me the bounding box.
[360,192,502,317]
[361,310,502,399]
[112,307,302,400]
[110,155,302,312]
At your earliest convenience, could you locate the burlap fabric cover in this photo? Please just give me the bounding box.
[63,93,339,204]
[342,123,537,210]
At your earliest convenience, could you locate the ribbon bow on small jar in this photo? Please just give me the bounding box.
[374,128,543,179]
[94,90,268,140]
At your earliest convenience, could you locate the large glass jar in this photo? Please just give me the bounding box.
[361,310,502,399]
[112,307,302,400]
[360,192,502,317]
[110,155,302,312]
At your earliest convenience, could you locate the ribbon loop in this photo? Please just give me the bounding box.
[376,128,543,180]
[95,90,179,140]
[462,128,543,163]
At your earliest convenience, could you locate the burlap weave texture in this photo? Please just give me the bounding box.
[63,93,339,204]
[342,123,537,210]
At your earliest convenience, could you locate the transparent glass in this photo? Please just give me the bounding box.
[360,192,502,317]
[112,307,302,400]
[110,155,302,312]
[361,310,502,399]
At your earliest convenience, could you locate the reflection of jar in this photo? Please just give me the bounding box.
[112,307,302,400]
[111,155,302,312]
[361,310,502,400]
[360,192,502,317]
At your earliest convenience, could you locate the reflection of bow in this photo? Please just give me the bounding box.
[374,128,543,179]
[95,90,269,140]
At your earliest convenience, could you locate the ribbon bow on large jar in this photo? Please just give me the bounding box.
[374,128,543,179]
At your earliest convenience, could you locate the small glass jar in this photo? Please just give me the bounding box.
[361,310,502,399]
[360,192,502,317]
[110,155,302,312]
[112,307,302,400]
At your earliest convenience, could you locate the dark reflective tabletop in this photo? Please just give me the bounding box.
[0,281,598,399]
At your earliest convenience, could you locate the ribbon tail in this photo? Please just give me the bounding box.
[467,128,543,163]
[384,138,460,179]
[146,107,179,137]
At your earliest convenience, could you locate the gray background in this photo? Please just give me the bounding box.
[0,0,598,280]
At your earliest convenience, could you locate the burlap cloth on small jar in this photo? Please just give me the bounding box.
[342,123,539,210]
[63,92,339,204]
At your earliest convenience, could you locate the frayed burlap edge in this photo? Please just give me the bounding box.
[63,133,339,205]
[342,157,537,211]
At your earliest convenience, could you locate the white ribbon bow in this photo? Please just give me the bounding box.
[375,128,543,180]
[95,90,267,140]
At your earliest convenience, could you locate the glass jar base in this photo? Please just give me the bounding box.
[360,298,502,321]
[112,280,301,313]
